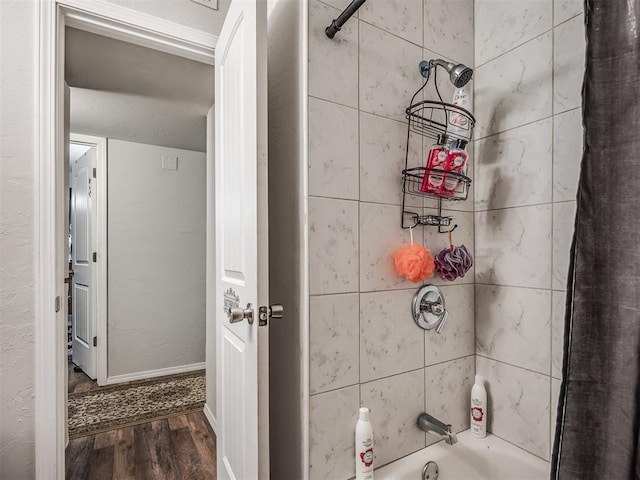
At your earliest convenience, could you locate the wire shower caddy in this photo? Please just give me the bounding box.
[401,82,476,231]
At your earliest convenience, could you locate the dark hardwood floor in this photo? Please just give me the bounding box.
[68,361,99,394]
[65,411,216,480]
[66,363,215,479]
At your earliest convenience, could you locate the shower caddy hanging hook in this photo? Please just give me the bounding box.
[401,59,476,234]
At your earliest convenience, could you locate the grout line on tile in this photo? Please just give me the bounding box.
[357,15,362,407]
[474,282,553,293]
[549,15,556,458]
[474,114,554,142]
[474,202,554,214]
[476,354,552,378]
[475,27,554,69]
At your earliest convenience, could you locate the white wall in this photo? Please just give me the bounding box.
[107,139,206,378]
[0,1,37,477]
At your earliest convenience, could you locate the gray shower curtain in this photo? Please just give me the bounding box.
[550,1,640,479]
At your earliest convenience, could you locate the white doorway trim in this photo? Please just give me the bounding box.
[35,2,216,477]
[69,133,107,386]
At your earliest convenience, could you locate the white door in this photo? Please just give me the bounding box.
[71,148,97,379]
[215,0,269,479]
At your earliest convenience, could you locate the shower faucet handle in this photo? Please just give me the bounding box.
[435,310,448,334]
[412,285,448,333]
[425,300,445,316]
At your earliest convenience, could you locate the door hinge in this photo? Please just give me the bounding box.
[93,167,96,178]
[55,296,61,312]
[93,252,97,262]
[93,336,97,347]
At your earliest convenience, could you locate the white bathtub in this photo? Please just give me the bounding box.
[375,431,550,480]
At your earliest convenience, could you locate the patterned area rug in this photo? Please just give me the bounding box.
[68,370,205,439]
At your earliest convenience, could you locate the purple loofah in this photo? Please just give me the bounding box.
[435,244,474,281]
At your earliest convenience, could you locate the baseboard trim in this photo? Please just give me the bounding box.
[106,362,205,385]
[203,402,217,434]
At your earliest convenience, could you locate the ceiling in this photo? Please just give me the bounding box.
[65,27,214,151]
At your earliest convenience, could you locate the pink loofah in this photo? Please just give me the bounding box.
[393,243,435,283]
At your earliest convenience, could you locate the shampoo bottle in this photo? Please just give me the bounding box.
[355,407,374,480]
[470,375,487,438]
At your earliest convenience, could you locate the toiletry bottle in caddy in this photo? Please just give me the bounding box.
[355,407,374,480]
[470,374,487,438]
[443,138,469,195]
[420,134,448,195]
[449,87,472,142]
[443,86,471,197]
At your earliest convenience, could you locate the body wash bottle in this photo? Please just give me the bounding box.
[355,407,374,480]
[470,375,487,438]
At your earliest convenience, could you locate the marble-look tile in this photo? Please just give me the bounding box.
[475,204,552,289]
[359,0,423,46]
[359,111,421,207]
[553,14,585,114]
[552,201,576,290]
[360,202,425,292]
[551,290,565,379]
[475,32,552,139]
[553,108,583,202]
[310,293,360,394]
[424,0,474,67]
[361,370,426,467]
[425,284,474,366]
[309,197,359,295]
[476,285,551,374]
[309,98,359,200]
[309,0,358,107]
[475,119,552,211]
[475,0,552,66]
[360,22,423,122]
[360,289,424,382]
[309,386,360,479]
[554,0,583,25]
[476,356,551,459]
[550,377,562,456]
[425,355,475,435]
[423,210,475,286]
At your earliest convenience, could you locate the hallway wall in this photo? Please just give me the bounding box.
[107,140,206,379]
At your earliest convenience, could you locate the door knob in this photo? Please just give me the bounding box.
[258,304,284,326]
[228,303,254,325]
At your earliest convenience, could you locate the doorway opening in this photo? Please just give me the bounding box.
[34,1,222,476]
[59,12,216,479]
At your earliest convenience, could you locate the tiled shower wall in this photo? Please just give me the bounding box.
[474,0,585,461]
[306,1,475,478]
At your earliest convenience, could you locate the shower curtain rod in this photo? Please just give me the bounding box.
[325,0,367,38]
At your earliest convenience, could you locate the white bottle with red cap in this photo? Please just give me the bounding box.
[355,407,374,480]
[470,374,487,438]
